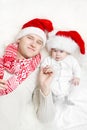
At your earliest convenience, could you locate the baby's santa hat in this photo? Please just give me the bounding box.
[16,18,53,46]
[47,30,85,54]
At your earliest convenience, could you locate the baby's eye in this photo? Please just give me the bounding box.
[60,50,64,53]
[54,50,58,52]
[51,49,56,52]
[54,50,57,52]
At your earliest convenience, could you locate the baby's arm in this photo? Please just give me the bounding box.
[71,57,81,86]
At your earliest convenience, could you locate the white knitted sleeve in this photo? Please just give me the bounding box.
[33,88,56,123]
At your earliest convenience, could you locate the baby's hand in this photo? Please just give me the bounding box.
[0,79,7,90]
[71,77,80,86]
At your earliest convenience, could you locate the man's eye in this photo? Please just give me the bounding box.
[37,41,43,45]
[27,36,33,39]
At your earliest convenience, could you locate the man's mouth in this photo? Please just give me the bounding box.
[28,47,35,51]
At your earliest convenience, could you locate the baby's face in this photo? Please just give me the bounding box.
[51,48,68,61]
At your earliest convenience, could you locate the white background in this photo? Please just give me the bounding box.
[0,0,87,54]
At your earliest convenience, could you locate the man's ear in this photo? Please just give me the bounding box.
[16,39,20,43]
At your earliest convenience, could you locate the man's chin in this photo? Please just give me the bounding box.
[27,54,37,58]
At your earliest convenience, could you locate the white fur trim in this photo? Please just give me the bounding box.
[47,36,78,53]
[16,27,46,46]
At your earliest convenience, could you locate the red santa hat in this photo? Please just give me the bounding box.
[47,30,85,54]
[16,18,53,46]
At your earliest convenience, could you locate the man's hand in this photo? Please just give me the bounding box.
[0,79,7,90]
[39,65,54,96]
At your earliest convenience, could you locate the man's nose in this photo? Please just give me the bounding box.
[31,41,36,47]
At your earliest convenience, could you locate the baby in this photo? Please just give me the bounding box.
[41,30,85,105]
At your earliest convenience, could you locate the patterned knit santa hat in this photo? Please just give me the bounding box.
[47,30,85,54]
[16,18,53,46]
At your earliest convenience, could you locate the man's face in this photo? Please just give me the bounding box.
[17,34,43,59]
